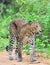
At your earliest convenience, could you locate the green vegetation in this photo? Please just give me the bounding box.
[0,0,50,54]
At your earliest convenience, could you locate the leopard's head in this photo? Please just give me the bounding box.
[28,21,42,35]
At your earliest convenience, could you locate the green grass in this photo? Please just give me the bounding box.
[0,38,9,50]
[35,48,50,54]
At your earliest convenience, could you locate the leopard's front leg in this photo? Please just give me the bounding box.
[15,42,22,62]
[29,38,40,63]
[29,38,36,62]
[29,44,36,62]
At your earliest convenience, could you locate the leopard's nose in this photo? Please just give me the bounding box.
[40,30,42,32]
[40,30,44,32]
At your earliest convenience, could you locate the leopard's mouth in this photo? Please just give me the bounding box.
[35,30,42,35]
[35,32,39,34]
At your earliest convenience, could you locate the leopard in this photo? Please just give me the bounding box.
[6,18,42,63]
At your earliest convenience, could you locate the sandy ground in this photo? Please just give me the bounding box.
[0,50,50,65]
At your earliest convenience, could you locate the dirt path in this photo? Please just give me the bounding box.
[0,50,50,65]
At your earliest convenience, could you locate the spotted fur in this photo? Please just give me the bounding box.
[6,18,41,62]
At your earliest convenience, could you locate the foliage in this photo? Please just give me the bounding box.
[22,44,29,54]
[0,0,50,54]
[0,37,9,50]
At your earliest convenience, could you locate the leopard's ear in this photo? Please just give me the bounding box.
[28,21,32,25]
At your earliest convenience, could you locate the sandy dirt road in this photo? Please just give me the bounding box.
[0,50,50,65]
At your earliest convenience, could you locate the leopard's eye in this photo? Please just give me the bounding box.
[36,25,38,27]
[26,34,29,37]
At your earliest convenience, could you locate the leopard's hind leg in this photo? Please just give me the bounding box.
[6,36,15,60]
[15,40,22,62]
[6,22,17,60]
